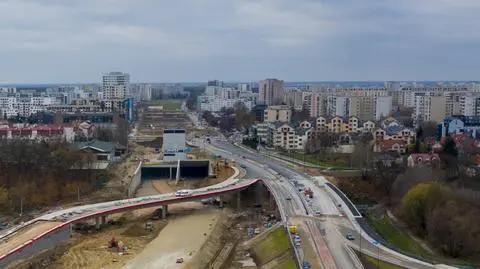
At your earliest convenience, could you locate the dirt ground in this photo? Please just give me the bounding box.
[0,221,63,257]
[50,215,167,269]
[124,209,222,269]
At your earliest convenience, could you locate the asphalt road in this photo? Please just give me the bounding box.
[205,138,443,269]
[205,139,357,269]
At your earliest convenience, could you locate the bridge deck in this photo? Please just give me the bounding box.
[0,221,62,257]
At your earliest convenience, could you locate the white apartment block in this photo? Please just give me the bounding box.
[413,95,446,123]
[0,96,57,118]
[198,96,252,112]
[461,94,480,116]
[375,96,393,120]
[102,72,130,100]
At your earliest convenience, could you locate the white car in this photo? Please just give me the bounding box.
[175,190,192,197]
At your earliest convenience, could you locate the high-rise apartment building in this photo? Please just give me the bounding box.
[102,72,130,100]
[413,95,446,123]
[375,96,393,120]
[461,94,480,116]
[259,79,284,105]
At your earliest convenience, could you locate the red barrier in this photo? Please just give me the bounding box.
[0,179,261,261]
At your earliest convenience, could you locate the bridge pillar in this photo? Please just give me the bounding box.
[176,160,181,180]
[218,196,224,208]
[162,205,168,219]
[101,215,107,225]
[236,192,241,209]
[95,216,102,230]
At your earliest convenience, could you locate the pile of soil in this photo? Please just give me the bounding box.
[122,221,167,237]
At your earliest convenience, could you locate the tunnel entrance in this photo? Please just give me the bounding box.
[141,160,210,180]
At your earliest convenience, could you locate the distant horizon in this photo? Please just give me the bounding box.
[0,80,478,88]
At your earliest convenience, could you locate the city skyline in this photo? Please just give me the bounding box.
[0,0,479,83]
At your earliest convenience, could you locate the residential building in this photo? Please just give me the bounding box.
[251,104,268,122]
[197,95,253,112]
[267,122,312,150]
[461,94,480,116]
[101,72,130,112]
[162,129,186,161]
[438,115,480,139]
[373,139,407,153]
[73,140,126,169]
[259,78,284,105]
[0,123,76,142]
[102,72,130,100]
[264,105,291,123]
[407,153,440,168]
[375,96,393,120]
[254,122,270,143]
[413,95,446,123]
[307,92,326,118]
[283,88,305,111]
[373,125,416,144]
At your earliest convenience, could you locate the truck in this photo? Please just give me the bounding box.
[289,225,297,234]
[304,188,313,198]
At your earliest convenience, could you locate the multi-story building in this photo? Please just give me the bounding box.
[0,123,76,142]
[0,96,57,118]
[267,122,312,150]
[375,96,393,120]
[307,92,326,118]
[197,95,252,112]
[283,88,306,111]
[412,95,446,123]
[102,72,130,111]
[102,72,130,100]
[437,115,480,139]
[461,94,480,116]
[259,78,284,105]
[264,105,291,123]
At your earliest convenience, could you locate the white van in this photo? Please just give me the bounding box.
[175,189,192,197]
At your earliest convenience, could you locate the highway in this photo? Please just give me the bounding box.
[203,138,355,269]
[204,138,450,269]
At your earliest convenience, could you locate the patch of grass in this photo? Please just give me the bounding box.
[150,99,183,110]
[367,216,479,267]
[251,227,291,265]
[278,257,297,269]
[367,216,424,255]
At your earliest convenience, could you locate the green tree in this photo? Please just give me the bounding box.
[401,182,449,234]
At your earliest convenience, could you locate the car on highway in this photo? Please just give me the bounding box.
[346,232,355,240]
[285,197,292,201]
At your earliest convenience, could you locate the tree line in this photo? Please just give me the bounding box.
[0,139,109,214]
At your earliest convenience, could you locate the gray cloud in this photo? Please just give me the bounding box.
[0,0,478,83]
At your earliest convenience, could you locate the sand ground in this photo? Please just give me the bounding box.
[123,209,221,269]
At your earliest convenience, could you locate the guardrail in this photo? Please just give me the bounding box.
[261,180,303,269]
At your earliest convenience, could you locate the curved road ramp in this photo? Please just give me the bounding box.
[0,176,261,268]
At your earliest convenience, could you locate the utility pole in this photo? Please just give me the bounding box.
[20,197,24,217]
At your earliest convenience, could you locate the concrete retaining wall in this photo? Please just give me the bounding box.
[127,162,143,198]
[0,225,70,268]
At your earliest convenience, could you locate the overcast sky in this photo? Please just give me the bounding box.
[0,0,479,83]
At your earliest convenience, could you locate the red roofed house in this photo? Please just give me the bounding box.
[373,139,406,154]
[407,153,440,168]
